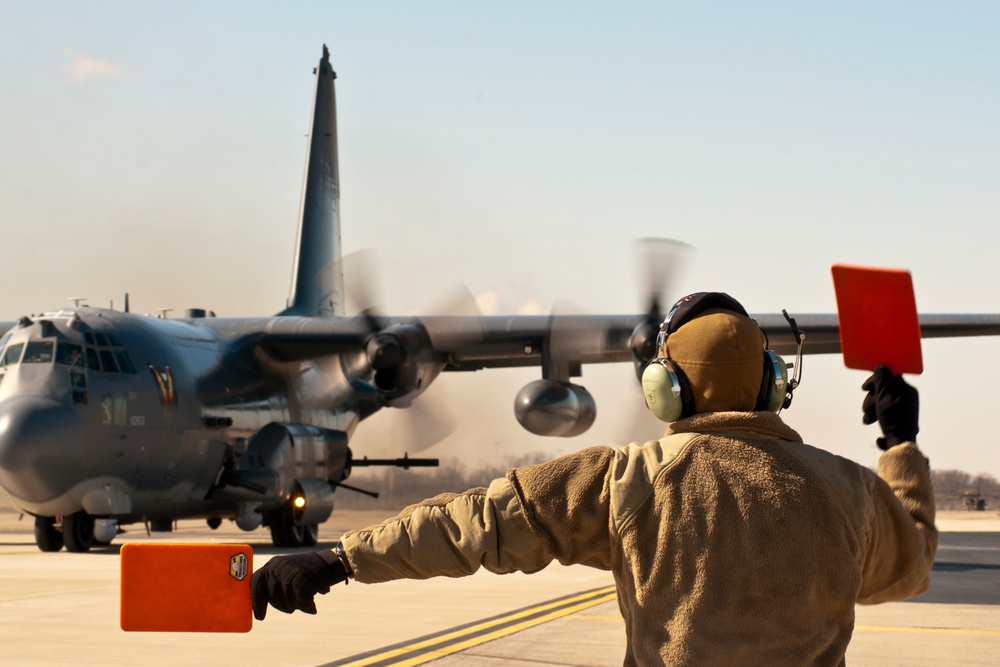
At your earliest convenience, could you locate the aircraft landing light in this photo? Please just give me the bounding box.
[294,496,307,508]
[321,585,617,667]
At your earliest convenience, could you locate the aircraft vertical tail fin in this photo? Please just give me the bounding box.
[281,45,343,317]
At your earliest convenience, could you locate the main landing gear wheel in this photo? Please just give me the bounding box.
[268,502,319,548]
[34,516,63,552]
[62,511,95,553]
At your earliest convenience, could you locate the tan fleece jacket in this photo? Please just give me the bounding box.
[340,411,936,667]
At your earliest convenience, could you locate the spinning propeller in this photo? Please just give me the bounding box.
[341,251,484,452]
[513,238,692,439]
[617,238,693,444]
[626,238,692,381]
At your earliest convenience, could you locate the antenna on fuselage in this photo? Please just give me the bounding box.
[125,293,130,313]
[67,297,87,308]
[154,308,173,319]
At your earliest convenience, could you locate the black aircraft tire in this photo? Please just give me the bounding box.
[269,503,306,548]
[271,521,306,548]
[301,524,319,547]
[63,512,95,553]
[269,520,290,548]
[34,516,63,552]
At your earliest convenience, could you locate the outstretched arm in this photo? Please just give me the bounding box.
[341,477,552,583]
[252,445,617,620]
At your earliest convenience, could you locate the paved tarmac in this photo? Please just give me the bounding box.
[0,509,997,666]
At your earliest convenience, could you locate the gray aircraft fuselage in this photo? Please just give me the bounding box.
[0,307,357,525]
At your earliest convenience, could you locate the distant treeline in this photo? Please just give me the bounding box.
[932,469,999,511]
[333,454,999,513]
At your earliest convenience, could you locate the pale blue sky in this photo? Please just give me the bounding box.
[1,2,998,479]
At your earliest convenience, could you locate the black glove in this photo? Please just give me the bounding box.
[251,548,350,620]
[862,364,919,450]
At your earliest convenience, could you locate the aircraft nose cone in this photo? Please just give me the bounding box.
[0,397,87,504]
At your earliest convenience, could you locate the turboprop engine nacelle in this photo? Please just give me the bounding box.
[226,423,349,510]
[367,323,444,403]
[289,477,336,527]
[514,380,597,437]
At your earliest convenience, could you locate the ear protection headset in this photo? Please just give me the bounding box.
[641,292,789,422]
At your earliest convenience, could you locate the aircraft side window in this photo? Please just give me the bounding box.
[56,343,84,367]
[95,333,110,347]
[70,372,87,389]
[114,393,127,425]
[84,333,96,346]
[114,349,136,374]
[85,347,101,372]
[23,341,55,364]
[0,333,10,348]
[2,343,24,367]
[72,391,88,405]
[100,394,113,424]
[99,349,120,373]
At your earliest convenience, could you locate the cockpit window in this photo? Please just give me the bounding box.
[107,333,123,347]
[95,333,110,347]
[84,333,96,346]
[99,349,120,373]
[23,341,55,364]
[56,343,84,367]
[114,349,137,374]
[2,343,24,367]
[85,347,101,372]
[0,333,10,348]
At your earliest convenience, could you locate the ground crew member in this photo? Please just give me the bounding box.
[252,292,936,667]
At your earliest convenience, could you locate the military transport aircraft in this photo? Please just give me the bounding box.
[1,46,999,553]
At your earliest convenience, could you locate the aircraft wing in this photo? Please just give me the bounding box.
[435,313,1000,370]
[241,312,1000,371]
[758,313,1000,356]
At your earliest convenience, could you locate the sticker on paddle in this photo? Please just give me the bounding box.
[831,265,923,375]
[120,543,253,632]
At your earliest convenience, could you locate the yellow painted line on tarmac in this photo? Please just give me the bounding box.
[329,586,618,667]
[855,625,1000,637]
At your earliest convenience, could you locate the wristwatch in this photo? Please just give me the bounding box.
[333,542,354,578]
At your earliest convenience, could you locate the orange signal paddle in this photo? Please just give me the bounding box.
[831,265,923,375]
[120,543,253,633]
